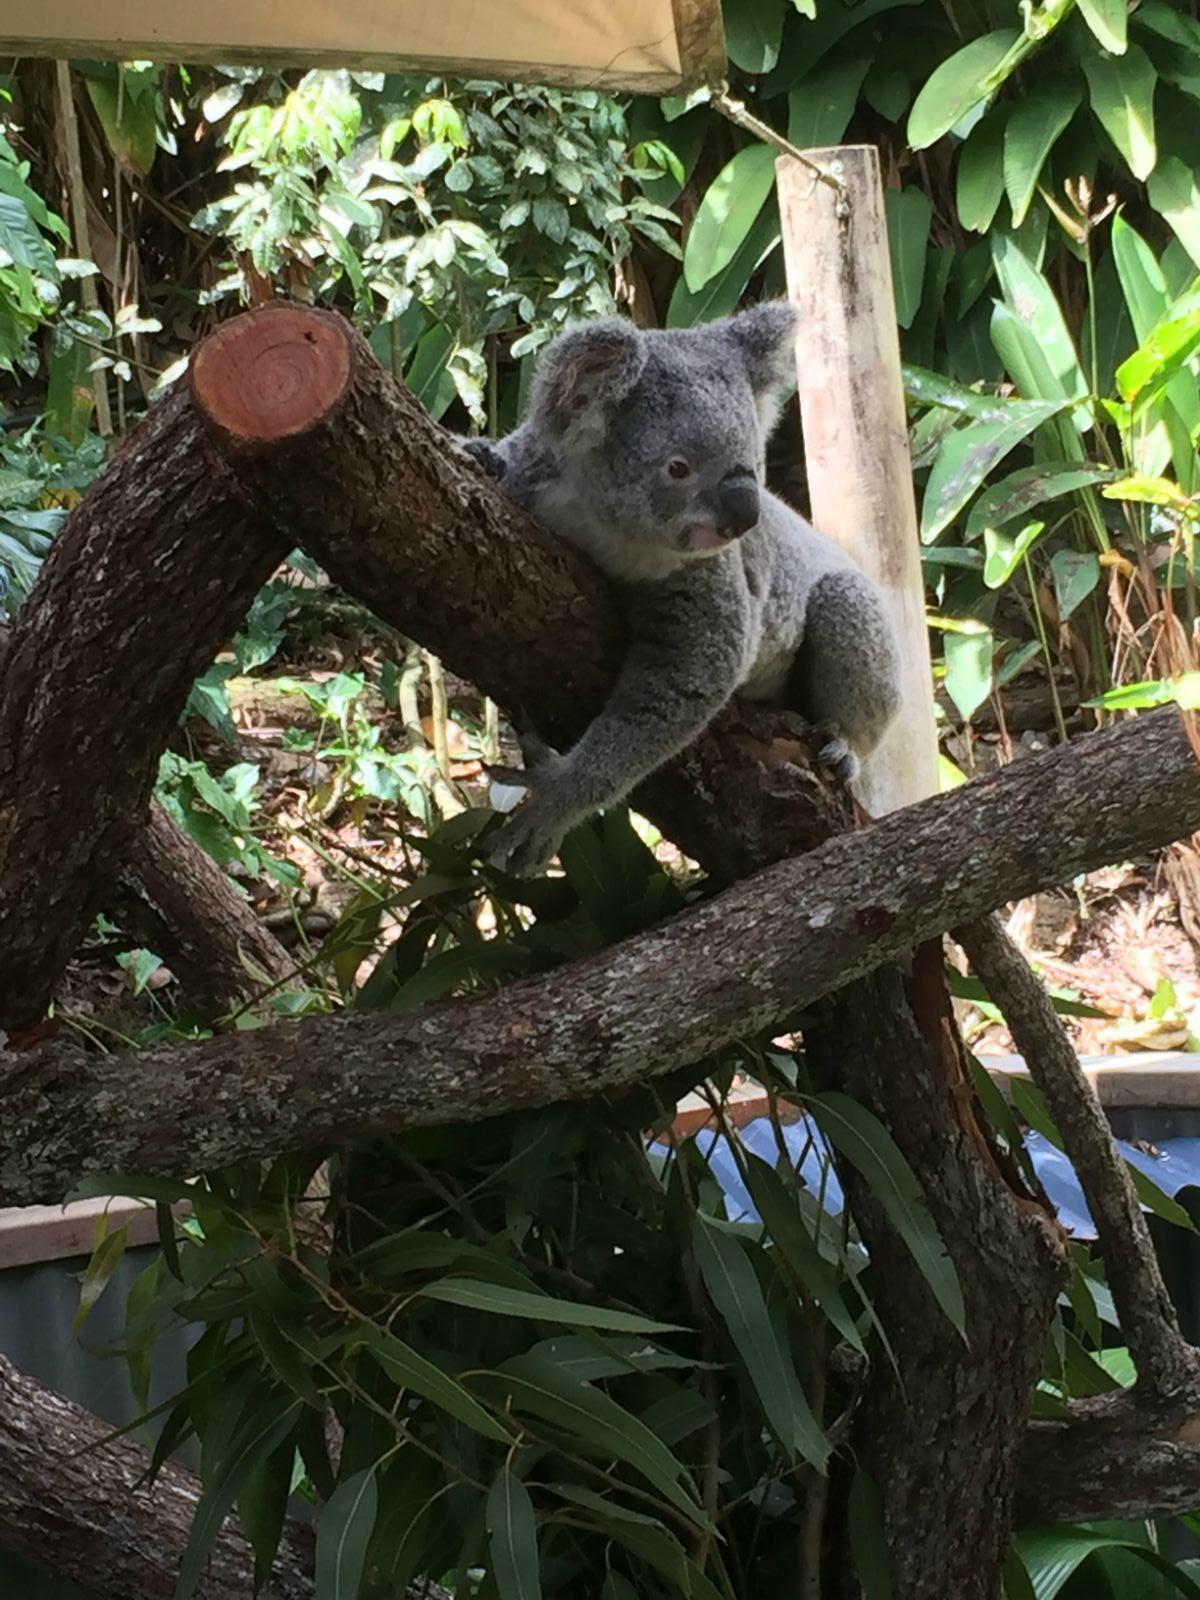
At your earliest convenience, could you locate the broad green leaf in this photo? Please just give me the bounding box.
[683,143,777,294]
[983,520,1044,589]
[692,1214,830,1469]
[966,463,1115,538]
[724,0,786,73]
[808,1091,967,1338]
[957,111,1006,234]
[884,189,932,329]
[945,627,994,720]
[176,1391,302,1600]
[1076,0,1127,53]
[787,56,871,148]
[742,1153,866,1356]
[1116,288,1200,411]
[1003,82,1080,228]
[486,1468,542,1600]
[1050,550,1101,619]
[667,203,780,327]
[1102,472,1193,508]
[1148,157,1200,271]
[418,1276,680,1334]
[904,363,1011,420]
[527,1334,698,1381]
[908,31,1019,150]
[921,399,1062,541]
[315,1467,378,1600]
[848,1469,893,1599]
[1016,1527,1200,1600]
[1112,213,1168,339]
[863,63,910,121]
[1082,45,1157,182]
[991,234,1090,428]
[363,1329,512,1444]
[488,1355,706,1526]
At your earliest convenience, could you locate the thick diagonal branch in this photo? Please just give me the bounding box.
[0,1350,315,1600]
[0,1350,446,1600]
[957,914,1200,1399]
[2,704,1197,1208]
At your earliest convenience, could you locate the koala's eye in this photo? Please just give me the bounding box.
[666,458,693,481]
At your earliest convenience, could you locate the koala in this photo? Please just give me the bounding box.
[463,300,901,877]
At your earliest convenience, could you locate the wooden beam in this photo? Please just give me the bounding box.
[777,145,938,815]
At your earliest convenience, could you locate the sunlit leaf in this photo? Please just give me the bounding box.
[1003,82,1080,228]
[683,144,777,293]
[908,32,1020,150]
[1082,45,1157,182]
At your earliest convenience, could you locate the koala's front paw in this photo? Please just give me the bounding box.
[461,438,507,482]
[485,744,577,877]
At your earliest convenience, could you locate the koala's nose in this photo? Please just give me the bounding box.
[717,472,759,537]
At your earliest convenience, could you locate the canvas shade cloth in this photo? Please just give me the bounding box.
[1,0,726,93]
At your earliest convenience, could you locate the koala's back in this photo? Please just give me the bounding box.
[735,489,858,701]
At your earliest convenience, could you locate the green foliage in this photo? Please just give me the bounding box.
[193,69,676,421]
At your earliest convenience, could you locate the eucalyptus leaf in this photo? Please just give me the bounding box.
[808,1092,967,1338]
[486,1467,542,1600]
[692,1214,830,1468]
[1076,0,1128,52]
[921,399,1062,542]
[315,1467,379,1600]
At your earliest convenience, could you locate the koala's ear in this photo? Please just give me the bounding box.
[529,319,646,437]
[722,300,799,432]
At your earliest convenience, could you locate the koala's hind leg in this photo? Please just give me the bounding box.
[788,569,901,783]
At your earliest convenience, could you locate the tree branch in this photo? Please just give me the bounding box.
[1018,1387,1200,1525]
[956,914,1200,1399]
[0,1349,316,1600]
[1,704,1197,1208]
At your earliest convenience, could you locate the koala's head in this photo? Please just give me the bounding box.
[527,301,798,559]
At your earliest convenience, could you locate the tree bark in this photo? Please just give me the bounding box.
[0,384,288,1033]
[0,703,1196,1210]
[956,914,1200,1399]
[0,1349,450,1600]
[0,1349,316,1600]
[116,802,295,1015]
[805,955,1065,1598]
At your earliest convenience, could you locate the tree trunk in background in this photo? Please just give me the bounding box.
[117,802,294,1016]
[0,384,288,1032]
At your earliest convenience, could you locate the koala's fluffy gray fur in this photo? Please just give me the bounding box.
[463,300,901,875]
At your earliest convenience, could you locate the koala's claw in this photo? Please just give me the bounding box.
[461,438,507,481]
[812,728,860,786]
[484,745,574,877]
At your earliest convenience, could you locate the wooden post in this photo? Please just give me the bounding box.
[777,145,937,815]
